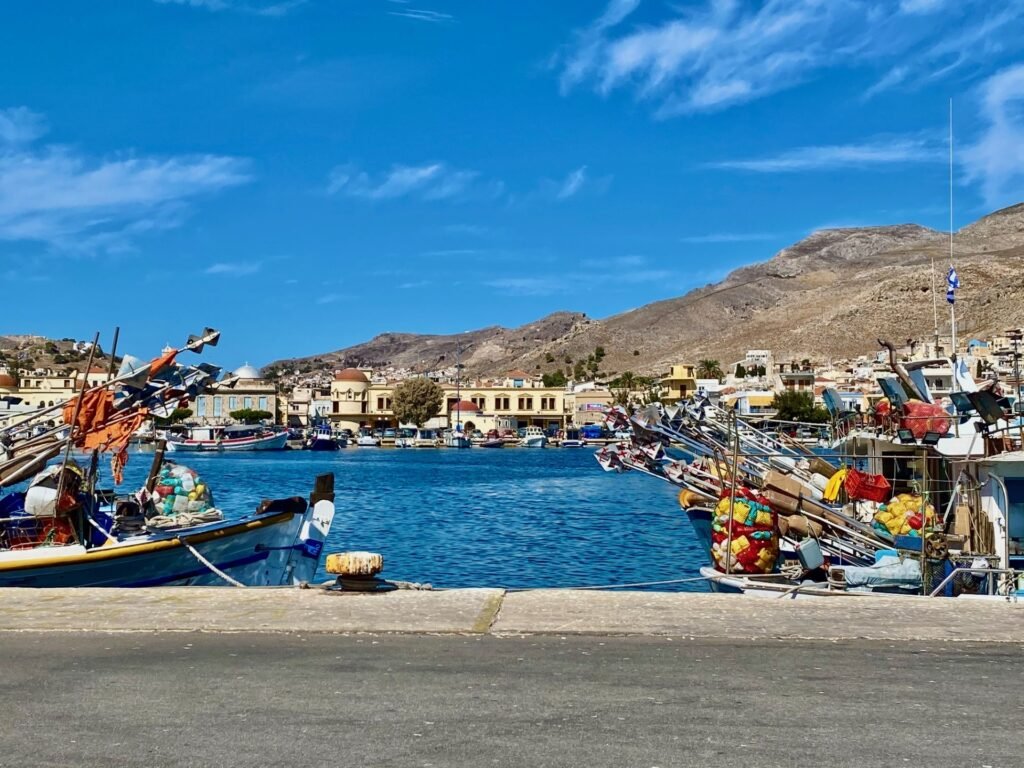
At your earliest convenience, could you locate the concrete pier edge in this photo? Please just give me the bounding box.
[0,587,1021,641]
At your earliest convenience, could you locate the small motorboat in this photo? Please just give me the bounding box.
[520,425,548,448]
[356,429,381,447]
[560,428,585,448]
[414,428,439,448]
[394,427,416,448]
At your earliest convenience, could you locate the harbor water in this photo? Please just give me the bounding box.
[110,447,707,590]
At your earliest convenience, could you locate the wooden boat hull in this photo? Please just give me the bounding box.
[0,502,331,588]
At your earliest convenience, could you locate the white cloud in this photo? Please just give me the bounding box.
[0,107,47,146]
[863,65,908,100]
[0,107,251,250]
[558,0,1024,114]
[388,9,453,23]
[205,261,261,276]
[154,0,307,15]
[485,277,565,297]
[327,162,497,202]
[557,166,588,199]
[709,136,941,172]
[963,64,1024,207]
[899,0,945,13]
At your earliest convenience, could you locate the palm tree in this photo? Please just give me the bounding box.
[697,359,724,380]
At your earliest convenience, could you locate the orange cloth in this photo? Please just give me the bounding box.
[148,349,177,378]
[62,388,115,435]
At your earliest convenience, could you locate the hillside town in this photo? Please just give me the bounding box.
[2,332,1019,434]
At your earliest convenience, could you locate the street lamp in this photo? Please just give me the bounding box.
[1007,329,1023,415]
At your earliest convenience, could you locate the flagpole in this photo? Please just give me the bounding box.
[948,97,958,393]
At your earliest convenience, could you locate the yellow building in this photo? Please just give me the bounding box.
[660,364,698,402]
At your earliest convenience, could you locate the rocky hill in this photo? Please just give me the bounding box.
[0,335,117,374]
[266,203,1024,378]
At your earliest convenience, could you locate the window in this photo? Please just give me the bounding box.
[229,396,237,410]
[471,396,486,409]
[377,397,393,410]
[541,397,556,410]
[63,380,70,388]
[197,396,207,417]
[213,397,222,417]
[518,397,533,411]
[495,396,510,410]
[259,396,268,411]
[244,396,253,409]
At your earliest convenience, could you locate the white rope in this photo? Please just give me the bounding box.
[180,539,246,588]
[504,576,711,592]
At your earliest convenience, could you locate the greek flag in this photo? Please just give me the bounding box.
[946,266,959,304]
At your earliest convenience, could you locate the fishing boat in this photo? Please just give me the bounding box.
[444,427,471,449]
[306,421,339,451]
[165,424,288,452]
[0,327,337,587]
[520,425,547,448]
[0,470,335,587]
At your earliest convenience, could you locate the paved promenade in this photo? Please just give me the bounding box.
[0,589,1020,767]
[0,586,1020,640]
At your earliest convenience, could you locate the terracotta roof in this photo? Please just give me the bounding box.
[334,368,369,383]
[450,399,480,412]
[506,369,535,379]
[0,374,15,387]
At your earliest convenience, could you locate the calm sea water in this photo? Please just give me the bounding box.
[106,446,708,591]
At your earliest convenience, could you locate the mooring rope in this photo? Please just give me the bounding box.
[180,539,246,588]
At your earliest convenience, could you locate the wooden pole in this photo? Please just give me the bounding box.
[146,438,167,493]
[56,331,100,544]
[105,326,120,383]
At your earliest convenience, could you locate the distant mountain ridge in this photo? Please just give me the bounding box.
[266,203,1024,378]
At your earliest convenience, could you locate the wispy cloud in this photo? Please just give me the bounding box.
[316,292,347,305]
[862,65,908,100]
[709,136,941,173]
[154,0,307,15]
[327,162,500,202]
[963,64,1024,207]
[485,277,565,297]
[679,232,778,243]
[398,280,432,289]
[0,107,46,145]
[557,0,1024,115]
[899,0,946,14]
[388,8,453,23]
[557,166,587,200]
[205,261,261,276]
[0,105,251,251]
[443,223,489,236]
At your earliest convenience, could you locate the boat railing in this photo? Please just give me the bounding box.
[927,566,1021,598]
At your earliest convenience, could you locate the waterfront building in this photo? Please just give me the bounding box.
[192,364,277,425]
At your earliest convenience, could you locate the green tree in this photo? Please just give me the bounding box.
[230,408,274,424]
[155,407,193,427]
[392,377,444,427]
[611,371,638,406]
[696,359,724,380]
[632,350,640,356]
[594,346,606,361]
[735,363,747,379]
[800,358,812,372]
[544,352,555,363]
[770,390,828,424]
[542,370,567,388]
[573,361,586,380]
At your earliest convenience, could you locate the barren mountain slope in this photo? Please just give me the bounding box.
[266,204,1024,377]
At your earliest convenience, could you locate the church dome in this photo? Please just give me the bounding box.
[334,368,369,383]
[233,364,262,379]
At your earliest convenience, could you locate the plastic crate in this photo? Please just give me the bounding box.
[844,468,892,503]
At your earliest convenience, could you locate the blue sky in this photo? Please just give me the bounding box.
[2,0,1024,369]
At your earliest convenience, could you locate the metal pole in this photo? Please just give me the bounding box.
[725,409,741,575]
[105,327,120,383]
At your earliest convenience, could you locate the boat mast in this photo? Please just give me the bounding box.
[455,338,461,434]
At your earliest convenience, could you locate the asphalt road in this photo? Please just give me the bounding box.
[0,633,1019,768]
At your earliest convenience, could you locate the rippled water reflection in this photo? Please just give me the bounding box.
[111,447,708,590]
